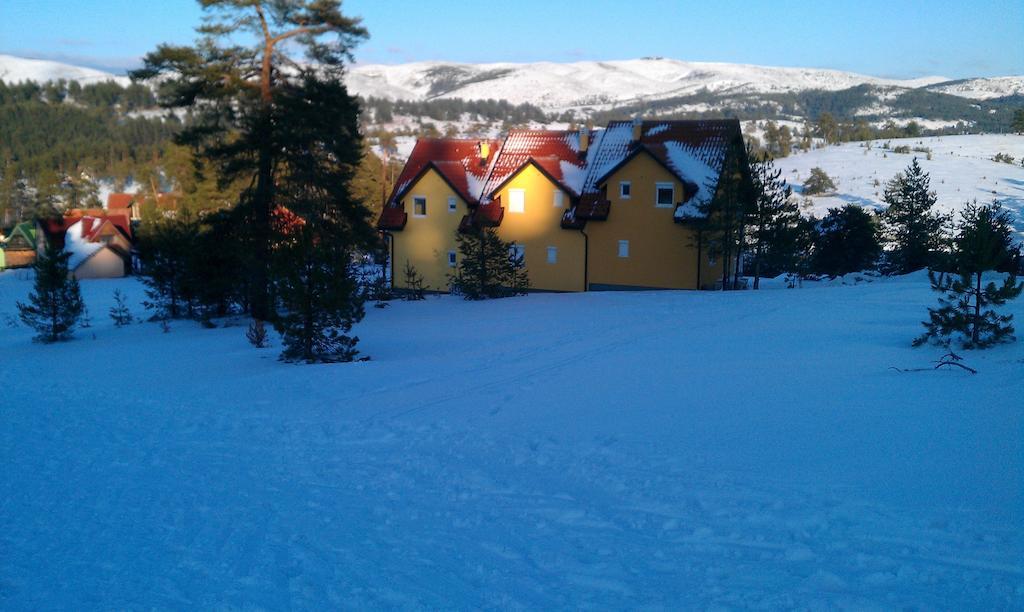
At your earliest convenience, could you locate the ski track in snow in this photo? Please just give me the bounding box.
[0,273,1022,608]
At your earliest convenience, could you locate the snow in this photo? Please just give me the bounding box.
[0,270,1021,608]
[62,219,102,270]
[663,141,722,205]
[777,135,1024,235]
[0,54,129,86]
[344,57,1006,113]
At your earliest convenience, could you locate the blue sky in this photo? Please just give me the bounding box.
[1,0,1021,78]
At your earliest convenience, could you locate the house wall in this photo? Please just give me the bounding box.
[586,154,723,290]
[392,169,465,292]
[492,164,586,292]
[73,248,126,280]
[2,249,36,269]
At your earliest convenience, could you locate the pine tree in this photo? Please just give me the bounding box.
[109,289,133,326]
[813,205,883,276]
[450,227,529,299]
[246,319,268,348]
[881,158,949,274]
[915,201,1023,348]
[746,147,798,288]
[802,167,836,195]
[402,260,426,300]
[17,243,84,342]
[132,0,368,321]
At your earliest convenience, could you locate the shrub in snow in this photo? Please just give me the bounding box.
[16,242,84,343]
[802,167,836,195]
[109,289,133,327]
[402,261,426,301]
[915,201,1023,349]
[246,319,269,348]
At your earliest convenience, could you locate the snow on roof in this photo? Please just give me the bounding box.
[580,121,635,195]
[481,130,585,197]
[63,219,103,270]
[387,138,499,207]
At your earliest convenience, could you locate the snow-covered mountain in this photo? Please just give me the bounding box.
[345,58,1020,111]
[0,54,130,86]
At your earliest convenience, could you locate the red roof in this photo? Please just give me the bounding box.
[377,206,407,231]
[107,193,136,210]
[481,130,586,198]
[388,139,499,207]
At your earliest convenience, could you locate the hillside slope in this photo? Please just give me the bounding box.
[1,272,1021,607]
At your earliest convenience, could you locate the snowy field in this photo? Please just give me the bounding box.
[1,271,1022,608]
[778,135,1024,235]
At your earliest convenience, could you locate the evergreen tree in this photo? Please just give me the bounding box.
[450,227,529,299]
[881,158,949,273]
[17,243,84,342]
[812,205,882,276]
[802,167,836,195]
[402,260,426,300]
[1010,109,1024,134]
[915,201,1023,348]
[746,147,798,288]
[136,217,192,320]
[132,0,368,321]
[110,289,133,326]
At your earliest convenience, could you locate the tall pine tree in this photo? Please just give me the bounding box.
[881,158,949,274]
[17,243,84,342]
[746,146,798,288]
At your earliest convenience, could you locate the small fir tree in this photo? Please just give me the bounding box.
[802,167,836,195]
[881,158,949,273]
[450,227,529,299]
[915,201,1023,348]
[402,260,426,300]
[17,243,84,342]
[246,319,269,348]
[109,289,133,326]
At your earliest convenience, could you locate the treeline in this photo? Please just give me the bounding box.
[362,96,556,124]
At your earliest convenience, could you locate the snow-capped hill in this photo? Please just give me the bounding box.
[346,58,960,110]
[926,76,1024,100]
[0,54,129,86]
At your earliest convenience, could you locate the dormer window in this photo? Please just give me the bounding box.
[655,183,674,208]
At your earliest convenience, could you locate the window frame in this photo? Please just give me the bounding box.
[552,190,564,208]
[546,246,558,264]
[447,250,457,267]
[618,240,630,258]
[619,181,632,199]
[508,188,526,214]
[412,195,427,217]
[509,243,525,262]
[655,182,675,208]
[447,196,457,213]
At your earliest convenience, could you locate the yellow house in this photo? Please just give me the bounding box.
[379,120,751,293]
[379,138,500,291]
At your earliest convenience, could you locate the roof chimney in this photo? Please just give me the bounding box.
[631,117,643,143]
[579,125,590,154]
[478,140,490,162]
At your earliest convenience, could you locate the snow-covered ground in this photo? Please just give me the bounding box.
[778,134,1024,234]
[1,272,1021,608]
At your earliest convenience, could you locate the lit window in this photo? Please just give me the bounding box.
[509,189,525,213]
[509,244,525,262]
[547,246,557,264]
[413,196,426,216]
[655,183,674,208]
[553,190,564,208]
[620,181,631,199]
[618,240,629,258]
[448,251,457,267]
[447,196,457,212]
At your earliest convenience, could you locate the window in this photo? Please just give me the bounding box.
[655,183,674,208]
[546,246,558,264]
[447,196,457,213]
[619,181,631,199]
[448,251,457,267]
[618,240,629,258]
[509,244,525,262]
[509,189,525,214]
[553,190,564,208]
[413,196,427,216]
